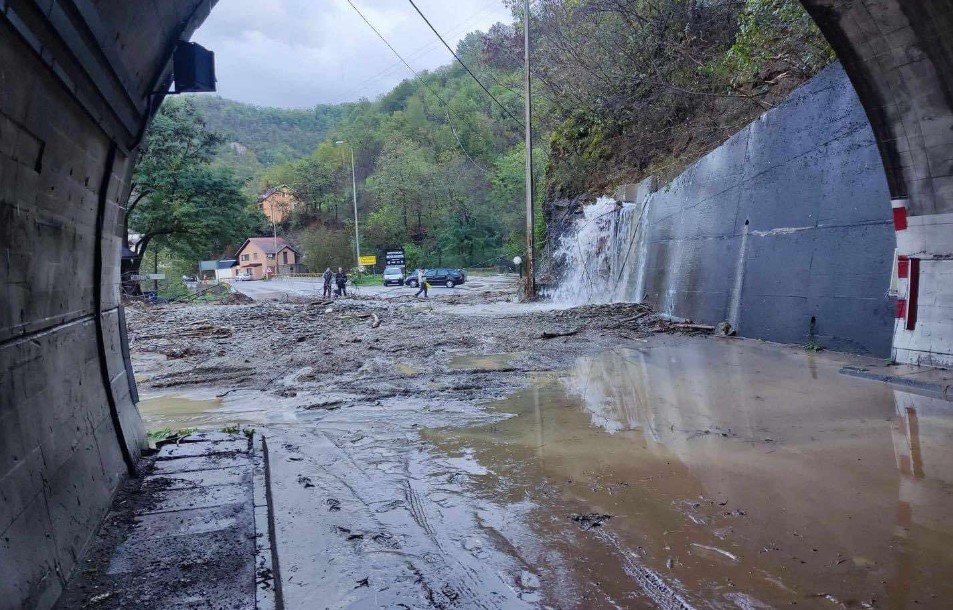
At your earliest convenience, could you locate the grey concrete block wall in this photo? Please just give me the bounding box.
[1,2,213,609]
[637,63,896,354]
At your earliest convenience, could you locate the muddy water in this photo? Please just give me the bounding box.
[426,336,953,609]
[448,352,521,370]
[137,391,299,431]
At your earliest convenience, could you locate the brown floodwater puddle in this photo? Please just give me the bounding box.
[448,352,521,370]
[425,335,953,609]
[137,393,280,432]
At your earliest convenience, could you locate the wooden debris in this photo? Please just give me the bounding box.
[540,328,581,339]
[673,323,715,331]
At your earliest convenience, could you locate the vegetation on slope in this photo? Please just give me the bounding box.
[138,0,833,277]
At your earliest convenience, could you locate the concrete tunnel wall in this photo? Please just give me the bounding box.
[802,0,953,365]
[0,2,213,608]
[1,0,953,608]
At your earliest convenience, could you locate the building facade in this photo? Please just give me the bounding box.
[257,185,300,224]
[234,237,304,279]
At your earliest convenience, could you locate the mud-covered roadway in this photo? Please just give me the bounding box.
[127,281,953,609]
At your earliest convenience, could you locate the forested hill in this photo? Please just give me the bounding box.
[160,0,834,275]
[185,96,350,166]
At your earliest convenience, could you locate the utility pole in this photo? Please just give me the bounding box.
[336,141,361,272]
[272,200,278,279]
[523,0,536,299]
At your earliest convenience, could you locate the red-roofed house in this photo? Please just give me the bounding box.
[234,237,303,279]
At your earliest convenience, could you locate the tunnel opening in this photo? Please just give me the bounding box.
[3,1,953,609]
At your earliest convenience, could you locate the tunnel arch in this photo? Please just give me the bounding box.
[0,1,952,608]
[802,0,953,366]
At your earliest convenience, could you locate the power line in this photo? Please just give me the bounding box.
[338,0,501,101]
[406,0,525,130]
[343,0,493,174]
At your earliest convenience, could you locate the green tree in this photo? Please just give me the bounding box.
[298,225,353,272]
[126,99,260,292]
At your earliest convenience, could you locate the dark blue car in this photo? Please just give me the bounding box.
[404,268,466,288]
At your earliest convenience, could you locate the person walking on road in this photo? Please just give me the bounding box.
[335,267,348,297]
[415,268,428,298]
[322,267,333,298]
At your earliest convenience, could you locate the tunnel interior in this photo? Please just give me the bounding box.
[2,1,953,608]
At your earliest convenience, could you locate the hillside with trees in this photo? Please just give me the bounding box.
[139,0,833,278]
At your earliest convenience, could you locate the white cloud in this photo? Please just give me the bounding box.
[191,0,513,107]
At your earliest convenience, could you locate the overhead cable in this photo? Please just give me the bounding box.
[406,0,525,130]
[343,0,493,174]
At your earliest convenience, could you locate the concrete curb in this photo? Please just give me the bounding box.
[252,434,284,609]
[839,366,953,401]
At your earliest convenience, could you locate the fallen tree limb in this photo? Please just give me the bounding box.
[672,323,715,331]
[614,311,651,327]
[540,328,581,339]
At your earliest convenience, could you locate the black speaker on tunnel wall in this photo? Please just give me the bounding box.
[173,41,216,93]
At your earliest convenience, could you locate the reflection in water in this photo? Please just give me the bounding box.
[427,336,953,609]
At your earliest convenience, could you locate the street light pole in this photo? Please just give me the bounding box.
[336,140,361,272]
[523,0,536,299]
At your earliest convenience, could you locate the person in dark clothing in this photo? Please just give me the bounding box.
[322,267,333,298]
[335,267,348,297]
[414,268,428,298]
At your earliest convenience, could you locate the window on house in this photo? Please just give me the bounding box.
[267,253,275,259]
[241,254,249,261]
[283,251,288,264]
[253,252,258,260]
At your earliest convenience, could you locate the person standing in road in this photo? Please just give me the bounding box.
[335,267,348,297]
[322,267,333,298]
[415,268,428,298]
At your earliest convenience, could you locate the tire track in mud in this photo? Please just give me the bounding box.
[404,479,436,538]
[275,425,529,608]
[598,529,697,610]
[401,451,523,610]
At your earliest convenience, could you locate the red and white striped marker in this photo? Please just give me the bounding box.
[892,198,908,231]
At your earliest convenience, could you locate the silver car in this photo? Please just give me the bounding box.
[383,266,404,286]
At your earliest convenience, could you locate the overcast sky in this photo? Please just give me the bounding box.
[192,0,513,108]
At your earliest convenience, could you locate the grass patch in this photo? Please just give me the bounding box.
[147,427,198,441]
[351,274,382,286]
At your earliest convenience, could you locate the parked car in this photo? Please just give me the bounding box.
[383,266,404,286]
[232,272,253,281]
[404,268,466,288]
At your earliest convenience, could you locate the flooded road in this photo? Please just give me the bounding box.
[127,299,953,608]
[426,337,953,608]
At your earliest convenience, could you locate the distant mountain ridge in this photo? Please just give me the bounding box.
[184,95,350,167]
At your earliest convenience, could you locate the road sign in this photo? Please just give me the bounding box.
[385,249,404,266]
[129,273,165,281]
[359,255,377,266]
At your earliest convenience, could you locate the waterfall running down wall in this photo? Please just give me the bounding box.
[547,197,644,306]
[544,64,896,355]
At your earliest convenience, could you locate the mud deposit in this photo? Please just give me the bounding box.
[127,293,953,609]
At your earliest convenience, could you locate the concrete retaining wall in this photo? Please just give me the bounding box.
[633,63,896,355]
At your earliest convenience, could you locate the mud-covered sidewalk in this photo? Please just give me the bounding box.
[119,285,953,609]
[56,431,276,610]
